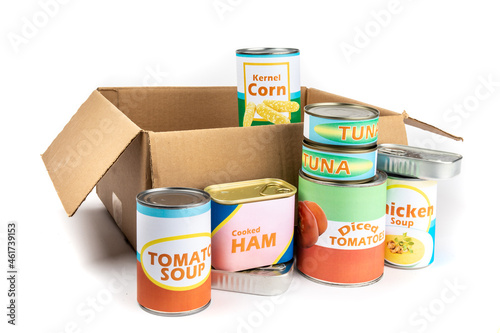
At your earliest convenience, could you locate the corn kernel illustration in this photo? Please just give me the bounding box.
[256,103,291,124]
[243,102,256,127]
[263,100,300,113]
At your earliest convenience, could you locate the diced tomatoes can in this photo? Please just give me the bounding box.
[205,178,296,272]
[296,170,387,286]
[136,187,211,316]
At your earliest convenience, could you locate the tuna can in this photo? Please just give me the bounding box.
[296,170,387,286]
[205,178,296,272]
[303,103,379,147]
[302,139,377,183]
[136,188,211,316]
[236,48,301,127]
[377,144,463,269]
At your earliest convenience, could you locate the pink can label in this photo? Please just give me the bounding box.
[211,197,295,271]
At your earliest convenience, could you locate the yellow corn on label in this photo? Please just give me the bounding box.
[263,100,300,113]
[256,104,291,124]
[243,102,256,127]
[237,51,300,126]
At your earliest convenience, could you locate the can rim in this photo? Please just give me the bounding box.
[304,103,380,120]
[204,178,297,205]
[303,138,378,153]
[136,187,211,209]
[236,47,300,55]
[299,169,387,187]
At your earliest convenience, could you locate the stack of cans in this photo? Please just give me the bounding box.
[296,103,389,286]
[301,103,379,183]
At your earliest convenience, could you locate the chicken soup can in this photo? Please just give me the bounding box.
[377,144,463,269]
[136,188,211,315]
[236,48,301,127]
[205,178,296,272]
[296,170,387,286]
[385,176,437,269]
[302,140,377,183]
[304,103,379,147]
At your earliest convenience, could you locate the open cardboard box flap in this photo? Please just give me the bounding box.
[42,86,462,248]
[42,91,142,217]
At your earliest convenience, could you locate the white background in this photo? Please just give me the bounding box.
[1,0,498,332]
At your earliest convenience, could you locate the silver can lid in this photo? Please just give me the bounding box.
[236,47,299,55]
[377,144,462,180]
[137,187,211,209]
[304,103,379,120]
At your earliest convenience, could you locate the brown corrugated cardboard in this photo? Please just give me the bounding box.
[42,86,462,249]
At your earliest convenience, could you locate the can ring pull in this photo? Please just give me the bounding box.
[259,182,292,196]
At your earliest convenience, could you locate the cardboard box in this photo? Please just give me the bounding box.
[42,86,462,249]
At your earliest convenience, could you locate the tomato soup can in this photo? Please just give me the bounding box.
[302,140,377,183]
[205,178,296,272]
[236,48,301,127]
[384,176,437,269]
[296,170,387,286]
[304,103,379,147]
[136,188,211,316]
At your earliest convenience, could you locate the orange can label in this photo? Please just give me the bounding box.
[136,189,211,315]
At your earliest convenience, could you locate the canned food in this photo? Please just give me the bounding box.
[296,170,387,286]
[377,144,462,179]
[205,178,296,272]
[302,140,377,183]
[236,48,301,127]
[211,260,294,296]
[303,103,379,147]
[377,144,463,268]
[136,188,211,316]
[385,176,437,269]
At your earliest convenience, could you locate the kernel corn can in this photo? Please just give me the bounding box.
[236,48,301,127]
[136,188,211,315]
[296,170,387,286]
[205,179,296,272]
[302,140,377,183]
[304,103,379,147]
[385,176,437,269]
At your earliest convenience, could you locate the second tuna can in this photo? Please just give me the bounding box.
[302,139,377,183]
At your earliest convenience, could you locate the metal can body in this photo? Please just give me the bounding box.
[296,171,387,286]
[136,188,211,315]
[302,140,377,182]
[304,103,379,147]
[236,48,301,126]
[205,179,296,272]
[385,176,437,269]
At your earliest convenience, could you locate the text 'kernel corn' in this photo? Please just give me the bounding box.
[243,102,256,127]
[263,100,300,113]
[256,103,291,124]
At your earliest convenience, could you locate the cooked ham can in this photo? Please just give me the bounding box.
[205,178,296,272]
[302,140,377,183]
[136,188,211,315]
[296,170,387,286]
[303,103,379,147]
